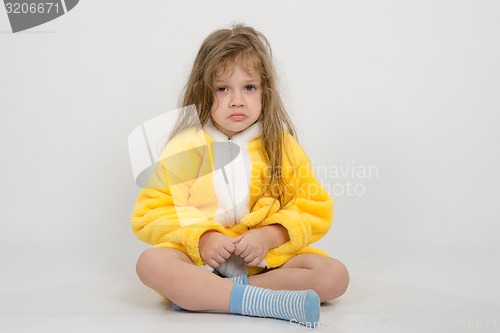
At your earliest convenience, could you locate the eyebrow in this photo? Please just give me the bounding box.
[214,79,260,85]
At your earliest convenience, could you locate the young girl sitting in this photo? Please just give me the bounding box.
[131,23,349,326]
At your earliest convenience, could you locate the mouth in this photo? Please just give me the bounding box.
[228,113,248,121]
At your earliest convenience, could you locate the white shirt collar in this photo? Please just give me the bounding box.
[204,119,262,144]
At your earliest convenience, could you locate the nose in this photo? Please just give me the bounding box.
[230,90,244,107]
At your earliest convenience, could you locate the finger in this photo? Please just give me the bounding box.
[243,253,258,264]
[223,242,236,254]
[220,249,232,260]
[246,257,262,267]
[231,235,243,244]
[233,242,247,256]
[208,258,220,269]
[215,253,227,263]
[239,247,252,259]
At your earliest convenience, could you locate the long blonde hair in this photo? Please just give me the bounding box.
[171,24,296,206]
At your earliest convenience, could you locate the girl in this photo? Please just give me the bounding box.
[131,24,349,326]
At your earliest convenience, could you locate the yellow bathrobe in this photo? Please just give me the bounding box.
[131,121,333,275]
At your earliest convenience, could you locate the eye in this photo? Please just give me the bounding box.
[216,87,228,93]
[244,85,256,91]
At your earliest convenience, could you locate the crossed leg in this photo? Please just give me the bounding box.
[135,248,349,311]
[136,248,233,311]
[248,254,349,303]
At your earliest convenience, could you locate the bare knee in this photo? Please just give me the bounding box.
[319,258,350,302]
[136,248,160,287]
[135,248,178,288]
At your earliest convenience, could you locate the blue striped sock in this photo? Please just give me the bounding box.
[229,284,320,326]
[171,302,184,311]
[227,274,248,285]
[171,274,248,311]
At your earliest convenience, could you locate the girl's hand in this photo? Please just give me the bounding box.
[199,231,241,269]
[233,229,271,267]
[234,225,289,267]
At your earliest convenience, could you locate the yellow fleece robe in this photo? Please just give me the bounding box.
[131,123,333,275]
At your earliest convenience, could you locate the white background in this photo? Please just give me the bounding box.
[1,1,499,332]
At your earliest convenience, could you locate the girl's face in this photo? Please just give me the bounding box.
[210,64,262,138]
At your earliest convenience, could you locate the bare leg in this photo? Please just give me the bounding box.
[248,254,349,302]
[135,247,232,311]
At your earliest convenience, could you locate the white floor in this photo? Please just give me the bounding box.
[1,249,499,333]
